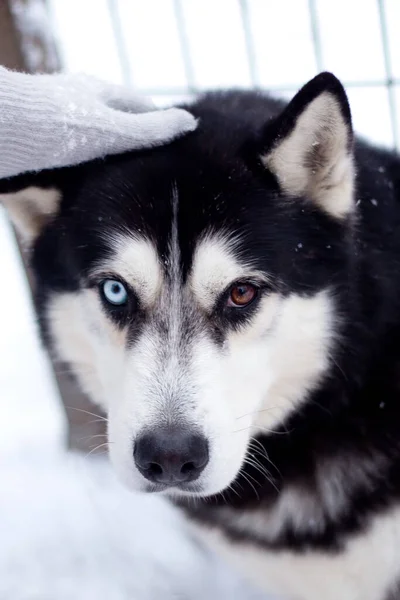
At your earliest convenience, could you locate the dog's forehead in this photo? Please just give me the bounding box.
[76,150,264,281]
[75,139,258,252]
[68,129,344,302]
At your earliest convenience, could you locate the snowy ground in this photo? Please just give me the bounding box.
[0,209,274,599]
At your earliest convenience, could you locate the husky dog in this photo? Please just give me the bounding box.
[2,72,400,600]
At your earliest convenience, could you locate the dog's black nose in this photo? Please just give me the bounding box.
[134,427,209,486]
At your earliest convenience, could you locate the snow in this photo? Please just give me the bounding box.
[0,452,268,600]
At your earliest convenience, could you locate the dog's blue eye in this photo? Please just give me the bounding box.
[102,280,128,306]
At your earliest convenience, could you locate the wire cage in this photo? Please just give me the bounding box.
[48,0,400,149]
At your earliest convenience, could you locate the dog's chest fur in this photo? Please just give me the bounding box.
[182,344,400,600]
[183,399,400,599]
[191,506,400,600]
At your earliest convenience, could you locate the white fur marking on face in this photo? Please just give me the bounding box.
[262,93,354,219]
[94,235,162,307]
[190,234,268,312]
[47,290,127,410]
[252,290,334,431]
[0,186,61,243]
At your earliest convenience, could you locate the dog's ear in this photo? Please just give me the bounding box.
[0,175,62,245]
[260,72,354,219]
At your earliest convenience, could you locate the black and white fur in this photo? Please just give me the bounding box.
[2,72,400,600]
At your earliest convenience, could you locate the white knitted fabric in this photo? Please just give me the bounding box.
[0,67,197,179]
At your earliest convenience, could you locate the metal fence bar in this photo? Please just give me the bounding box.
[308,0,324,73]
[377,0,398,149]
[173,0,196,93]
[238,0,259,86]
[107,0,132,85]
[134,79,400,99]
[104,0,397,148]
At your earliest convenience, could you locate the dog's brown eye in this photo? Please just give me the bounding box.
[228,284,257,307]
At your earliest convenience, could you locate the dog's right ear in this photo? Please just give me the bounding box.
[0,176,62,245]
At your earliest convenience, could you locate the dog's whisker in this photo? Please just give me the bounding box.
[84,442,110,459]
[248,438,282,479]
[232,423,289,435]
[66,406,108,422]
[89,441,114,448]
[78,433,109,443]
[244,456,280,494]
[248,437,268,457]
[226,482,242,500]
[244,459,274,491]
[239,469,260,501]
[87,417,109,426]
[235,405,282,421]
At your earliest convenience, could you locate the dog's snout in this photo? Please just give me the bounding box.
[134,426,209,486]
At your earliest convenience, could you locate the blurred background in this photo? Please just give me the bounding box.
[1,1,400,598]
[48,0,400,148]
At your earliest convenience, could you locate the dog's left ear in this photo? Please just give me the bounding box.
[0,185,61,244]
[260,72,354,219]
[0,170,65,245]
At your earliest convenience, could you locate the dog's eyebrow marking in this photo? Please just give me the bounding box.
[190,234,267,311]
[93,235,162,306]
